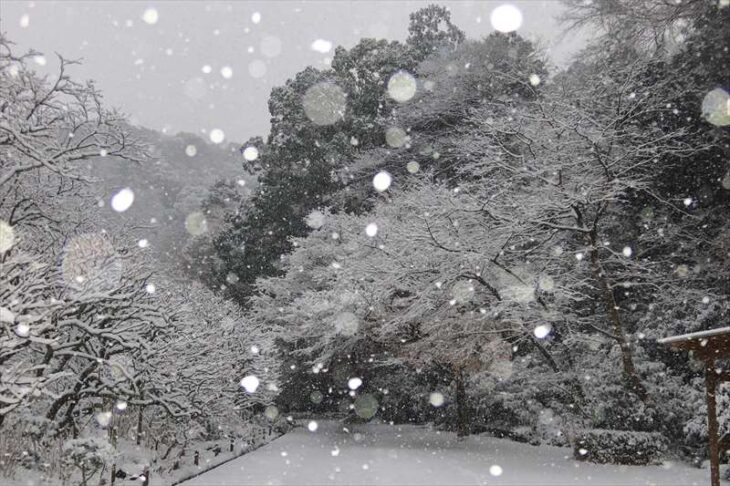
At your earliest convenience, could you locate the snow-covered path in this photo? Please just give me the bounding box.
[182,420,709,485]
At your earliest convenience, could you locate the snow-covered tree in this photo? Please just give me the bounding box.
[0,36,146,251]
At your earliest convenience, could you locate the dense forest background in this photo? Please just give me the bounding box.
[1,0,729,484]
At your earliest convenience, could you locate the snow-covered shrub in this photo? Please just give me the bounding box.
[469,359,584,447]
[581,345,709,457]
[61,438,116,485]
[680,377,730,458]
[0,412,64,478]
[573,429,668,465]
[18,415,57,469]
[640,362,707,457]
[589,381,655,432]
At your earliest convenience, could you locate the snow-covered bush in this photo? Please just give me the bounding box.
[61,438,116,485]
[469,360,583,447]
[681,378,730,457]
[574,429,668,465]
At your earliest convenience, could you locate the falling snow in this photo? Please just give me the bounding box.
[220,65,233,79]
[490,4,522,33]
[3,2,727,485]
[240,375,260,393]
[303,82,347,125]
[385,126,408,148]
[248,59,267,78]
[185,211,208,236]
[489,464,504,477]
[387,71,417,103]
[372,171,392,192]
[209,128,225,144]
[110,187,135,212]
[311,39,333,53]
[533,324,552,339]
[347,377,363,390]
[243,145,259,161]
[429,392,445,407]
[141,7,159,25]
[365,222,378,237]
[306,209,326,229]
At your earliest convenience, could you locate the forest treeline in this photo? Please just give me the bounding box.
[190,0,730,458]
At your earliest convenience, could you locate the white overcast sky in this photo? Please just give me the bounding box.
[2,1,588,144]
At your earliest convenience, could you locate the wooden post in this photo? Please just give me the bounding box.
[706,359,720,486]
[454,366,468,437]
[230,437,234,452]
[658,329,730,486]
[136,405,144,446]
[194,450,199,466]
[110,406,117,486]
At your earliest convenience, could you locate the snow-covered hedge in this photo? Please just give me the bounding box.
[573,429,668,465]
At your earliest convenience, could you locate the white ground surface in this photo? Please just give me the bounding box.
[182,420,711,486]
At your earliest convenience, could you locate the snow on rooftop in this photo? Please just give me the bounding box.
[657,327,730,345]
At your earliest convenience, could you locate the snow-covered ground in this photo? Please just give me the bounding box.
[182,420,710,485]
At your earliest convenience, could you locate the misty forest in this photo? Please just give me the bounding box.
[1,1,730,485]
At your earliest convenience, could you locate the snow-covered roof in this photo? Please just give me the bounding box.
[658,327,730,357]
[658,327,730,344]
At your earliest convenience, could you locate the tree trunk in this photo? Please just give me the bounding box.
[110,413,118,486]
[588,231,648,402]
[552,325,587,414]
[454,366,469,437]
[706,359,721,486]
[47,361,98,422]
[136,405,144,446]
[161,440,177,460]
